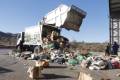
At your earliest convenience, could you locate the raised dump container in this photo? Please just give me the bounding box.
[44,4,86,31]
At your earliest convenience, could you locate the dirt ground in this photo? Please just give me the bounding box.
[0,49,79,80]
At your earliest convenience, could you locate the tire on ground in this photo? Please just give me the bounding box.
[34,46,42,54]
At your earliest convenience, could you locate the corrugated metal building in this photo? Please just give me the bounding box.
[109,0,120,47]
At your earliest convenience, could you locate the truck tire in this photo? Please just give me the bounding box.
[34,46,41,54]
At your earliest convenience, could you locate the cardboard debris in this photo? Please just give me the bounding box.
[27,66,40,79]
[36,60,49,68]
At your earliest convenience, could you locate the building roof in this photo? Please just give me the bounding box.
[109,0,120,18]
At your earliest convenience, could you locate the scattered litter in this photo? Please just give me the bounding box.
[116,73,120,77]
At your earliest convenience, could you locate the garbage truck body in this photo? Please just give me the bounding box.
[16,4,86,52]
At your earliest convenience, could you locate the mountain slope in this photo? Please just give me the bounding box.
[0,31,17,46]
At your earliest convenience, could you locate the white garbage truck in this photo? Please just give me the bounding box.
[16,4,86,52]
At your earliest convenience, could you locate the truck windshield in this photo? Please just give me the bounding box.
[17,34,21,39]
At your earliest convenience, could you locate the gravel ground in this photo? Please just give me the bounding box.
[0,49,79,80]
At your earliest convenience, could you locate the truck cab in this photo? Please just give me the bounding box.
[17,32,24,46]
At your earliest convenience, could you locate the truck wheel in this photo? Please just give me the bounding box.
[34,46,41,54]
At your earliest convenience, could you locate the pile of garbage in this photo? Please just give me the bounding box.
[12,42,120,71]
[80,55,120,70]
[64,48,120,70]
[67,51,93,66]
[12,28,120,70]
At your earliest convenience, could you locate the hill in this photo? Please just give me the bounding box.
[70,41,107,52]
[0,31,17,47]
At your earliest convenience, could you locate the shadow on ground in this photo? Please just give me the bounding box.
[0,67,13,74]
[41,74,71,79]
[48,65,67,68]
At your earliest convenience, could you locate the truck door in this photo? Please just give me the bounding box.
[17,32,24,46]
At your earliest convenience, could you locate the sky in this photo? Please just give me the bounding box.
[0,0,109,42]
